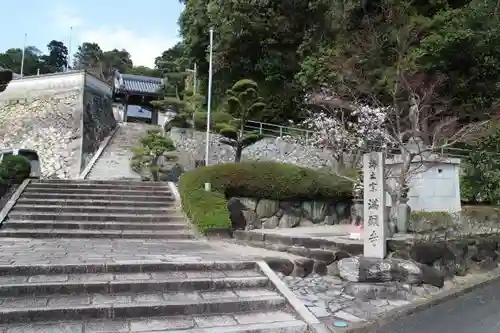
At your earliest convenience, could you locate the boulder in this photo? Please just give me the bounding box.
[255,199,279,218]
[337,256,444,288]
[236,197,258,211]
[279,213,301,228]
[243,210,261,230]
[344,282,411,301]
[262,216,279,229]
[267,258,294,276]
[327,261,341,276]
[227,198,247,230]
[301,201,328,222]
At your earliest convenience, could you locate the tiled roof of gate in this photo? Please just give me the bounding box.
[120,74,163,95]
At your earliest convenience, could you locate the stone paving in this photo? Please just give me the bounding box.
[87,123,157,180]
[0,238,305,265]
[0,311,302,333]
[279,272,490,324]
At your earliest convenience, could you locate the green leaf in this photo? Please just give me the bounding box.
[219,126,238,140]
[240,133,264,147]
[219,138,238,147]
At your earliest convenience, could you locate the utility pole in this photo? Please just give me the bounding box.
[67,26,73,72]
[205,28,214,170]
[191,62,197,127]
[20,33,27,77]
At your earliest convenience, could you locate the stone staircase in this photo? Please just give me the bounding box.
[86,123,158,180]
[0,179,194,239]
[0,261,308,332]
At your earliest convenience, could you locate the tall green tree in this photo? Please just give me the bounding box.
[0,46,43,76]
[40,40,68,73]
[179,0,323,124]
[102,48,133,75]
[73,42,104,78]
[217,79,265,162]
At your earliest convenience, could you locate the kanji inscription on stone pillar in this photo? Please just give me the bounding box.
[363,152,386,258]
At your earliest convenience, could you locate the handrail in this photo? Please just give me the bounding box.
[242,120,313,140]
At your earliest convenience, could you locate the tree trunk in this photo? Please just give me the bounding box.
[151,156,160,181]
[235,145,243,163]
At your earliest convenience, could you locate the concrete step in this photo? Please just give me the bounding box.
[0,261,258,275]
[28,182,171,191]
[0,290,286,323]
[12,204,178,215]
[0,312,307,333]
[17,198,176,207]
[0,229,195,239]
[24,187,173,196]
[3,220,190,231]
[7,211,185,222]
[31,179,167,186]
[21,192,175,202]
[0,270,269,297]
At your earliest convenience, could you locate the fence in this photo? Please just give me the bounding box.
[242,120,313,140]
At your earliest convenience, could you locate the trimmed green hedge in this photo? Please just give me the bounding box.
[0,155,31,184]
[193,111,235,131]
[178,161,353,233]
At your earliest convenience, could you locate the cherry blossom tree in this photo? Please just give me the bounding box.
[284,89,391,173]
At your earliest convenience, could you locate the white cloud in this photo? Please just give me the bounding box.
[52,6,83,29]
[78,27,179,67]
[51,5,179,68]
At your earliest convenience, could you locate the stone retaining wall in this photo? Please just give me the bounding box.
[80,86,117,171]
[0,89,83,178]
[229,196,352,229]
[169,127,337,170]
[0,72,117,178]
[234,229,500,279]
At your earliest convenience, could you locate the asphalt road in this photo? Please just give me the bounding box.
[375,279,500,333]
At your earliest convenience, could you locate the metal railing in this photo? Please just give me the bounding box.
[242,120,313,140]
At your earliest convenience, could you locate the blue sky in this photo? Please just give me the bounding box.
[1,0,184,67]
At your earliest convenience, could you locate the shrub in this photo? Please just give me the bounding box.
[178,161,354,233]
[0,155,31,184]
[164,114,190,132]
[193,111,235,131]
[408,211,454,233]
[131,129,178,181]
[461,205,500,222]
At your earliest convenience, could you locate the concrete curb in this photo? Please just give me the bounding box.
[0,178,30,225]
[78,125,119,179]
[257,261,330,333]
[167,181,181,203]
[342,269,500,333]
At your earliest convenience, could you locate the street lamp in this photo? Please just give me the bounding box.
[205,28,214,170]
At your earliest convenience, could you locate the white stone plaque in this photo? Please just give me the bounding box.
[363,152,386,258]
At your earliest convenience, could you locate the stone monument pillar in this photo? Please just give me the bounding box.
[363,152,387,259]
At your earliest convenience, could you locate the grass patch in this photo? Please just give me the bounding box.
[178,161,354,233]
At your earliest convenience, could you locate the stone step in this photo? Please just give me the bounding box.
[21,192,175,202]
[0,312,307,333]
[0,291,286,323]
[31,179,167,186]
[12,204,178,215]
[0,229,195,239]
[3,220,190,231]
[24,187,173,196]
[17,198,176,207]
[7,211,185,222]
[0,271,269,297]
[0,261,258,275]
[28,182,171,191]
